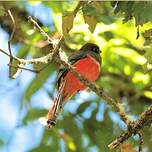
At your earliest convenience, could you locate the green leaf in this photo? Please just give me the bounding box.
[25,64,55,101]
[62,12,75,38]
[0,6,5,16]
[144,47,152,64]
[23,108,47,124]
[0,139,4,147]
[30,145,53,152]
[9,45,29,79]
[111,1,152,26]
[43,1,63,13]
[83,15,97,33]
[62,115,83,151]
[77,101,91,114]
[133,2,152,26]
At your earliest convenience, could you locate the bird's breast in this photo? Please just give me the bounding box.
[73,55,101,81]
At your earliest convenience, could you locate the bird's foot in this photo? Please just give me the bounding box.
[47,119,56,129]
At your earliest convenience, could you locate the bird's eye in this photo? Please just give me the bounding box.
[91,46,100,53]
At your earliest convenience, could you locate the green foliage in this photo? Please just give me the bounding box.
[23,108,47,124]
[25,64,55,101]
[111,1,152,25]
[0,139,4,147]
[0,1,152,152]
[0,6,5,16]
[62,12,75,38]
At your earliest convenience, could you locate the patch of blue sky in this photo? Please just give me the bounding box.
[60,139,66,152]
[109,111,127,130]
[0,3,57,151]
[0,92,21,141]
[64,99,79,114]
[82,134,89,148]
[19,66,36,89]
[0,27,44,151]
[25,2,54,31]
[8,122,43,152]
[0,28,9,69]
[88,145,99,152]
[64,91,100,118]
[96,102,106,121]
[30,72,57,109]
[81,102,97,119]
[31,88,52,109]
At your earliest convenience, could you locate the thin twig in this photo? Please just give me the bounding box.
[7,9,17,78]
[7,9,16,57]
[138,131,144,152]
[8,64,39,73]
[28,16,53,45]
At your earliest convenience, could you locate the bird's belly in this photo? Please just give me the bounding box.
[63,55,100,100]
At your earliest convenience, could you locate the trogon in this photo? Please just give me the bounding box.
[47,43,101,128]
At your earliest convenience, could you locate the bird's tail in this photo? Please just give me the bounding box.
[47,81,65,128]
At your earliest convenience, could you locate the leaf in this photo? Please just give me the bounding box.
[83,15,97,33]
[62,115,83,151]
[144,47,152,64]
[111,1,152,26]
[0,139,4,147]
[23,108,47,124]
[62,12,75,38]
[25,64,55,101]
[43,1,63,13]
[9,59,25,79]
[76,101,91,114]
[91,1,103,11]
[143,28,152,38]
[9,45,29,79]
[30,146,53,152]
[0,6,5,16]
[133,2,152,26]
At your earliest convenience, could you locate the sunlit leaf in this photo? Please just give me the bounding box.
[62,12,75,38]
[144,47,152,64]
[0,6,5,16]
[83,15,97,33]
[23,108,47,124]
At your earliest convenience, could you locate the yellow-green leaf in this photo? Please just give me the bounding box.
[83,15,97,33]
[62,13,75,38]
[9,59,25,79]
[0,6,5,16]
[145,47,152,64]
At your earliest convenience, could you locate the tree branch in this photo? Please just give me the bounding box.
[108,105,152,150]
[7,9,16,57]
[28,16,54,46]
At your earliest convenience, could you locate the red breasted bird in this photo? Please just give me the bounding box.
[47,43,101,128]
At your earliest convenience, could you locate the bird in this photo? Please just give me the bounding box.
[47,43,101,128]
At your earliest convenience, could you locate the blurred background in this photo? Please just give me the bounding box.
[0,1,152,152]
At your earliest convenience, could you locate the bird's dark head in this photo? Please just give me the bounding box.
[80,43,101,54]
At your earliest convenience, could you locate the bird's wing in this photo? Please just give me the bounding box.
[56,51,87,89]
